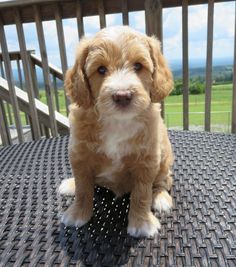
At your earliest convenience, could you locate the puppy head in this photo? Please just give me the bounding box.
[65,26,173,118]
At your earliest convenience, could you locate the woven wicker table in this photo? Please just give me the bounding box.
[0,131,235,266]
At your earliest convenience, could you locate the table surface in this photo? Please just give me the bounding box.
[0,131,235,267]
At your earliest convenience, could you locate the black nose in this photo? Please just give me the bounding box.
[112,91,133,107]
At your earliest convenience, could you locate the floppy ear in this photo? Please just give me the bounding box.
[148,36,173,102]
[64,38,93,108]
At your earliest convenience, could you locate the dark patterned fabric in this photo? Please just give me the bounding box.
[0,131,235,266]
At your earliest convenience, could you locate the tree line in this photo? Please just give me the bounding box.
[171,66,233,95]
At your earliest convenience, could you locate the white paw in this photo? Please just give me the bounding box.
[152,191,173,213]
[61,211,87,228]
[58,178,75,196]
[127,213,161,238]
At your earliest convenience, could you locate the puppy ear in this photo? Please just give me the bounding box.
[148,36,173,102]
[64,38,93,108]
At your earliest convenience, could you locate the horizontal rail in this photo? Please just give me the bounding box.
[0,51,64,80]
[0,50,35,61]
[30,54,63,80]
[0,0,228,25]
[0,77,69,134]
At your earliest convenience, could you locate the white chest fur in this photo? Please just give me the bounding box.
[98,118,143,161]
[97,118,143,182]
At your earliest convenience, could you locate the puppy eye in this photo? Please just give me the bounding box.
[134,62,143,72]
[97,66,107,75]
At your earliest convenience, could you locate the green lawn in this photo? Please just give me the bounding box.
[165,83,233,132]
[5,83,233,133]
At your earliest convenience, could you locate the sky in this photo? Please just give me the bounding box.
[1,1,235,70]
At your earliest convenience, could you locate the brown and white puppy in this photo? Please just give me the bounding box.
[59,26,174,238]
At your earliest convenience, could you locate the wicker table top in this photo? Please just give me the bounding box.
[0,131,235,266]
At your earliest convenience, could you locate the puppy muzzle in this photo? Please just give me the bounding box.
[112,90,133,107]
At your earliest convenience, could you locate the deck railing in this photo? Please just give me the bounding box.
[0,0,235,146]
[0,49,68,145]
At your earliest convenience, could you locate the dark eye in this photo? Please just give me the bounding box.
[97,66,107,75]
[134,62,143,72]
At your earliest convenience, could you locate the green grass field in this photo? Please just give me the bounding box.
[9,83,233,133]
[164,83,232,132]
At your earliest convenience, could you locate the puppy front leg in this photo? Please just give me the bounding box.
[127,168,161,238]
[61,157,94,227]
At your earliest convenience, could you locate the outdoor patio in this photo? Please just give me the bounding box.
[0,131,235,266]
[0,0,235,266]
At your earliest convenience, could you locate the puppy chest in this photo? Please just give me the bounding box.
[96,161,123,182]
[98,119,144,161]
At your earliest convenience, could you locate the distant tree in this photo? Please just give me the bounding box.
[189,81,204,94]
[213,67,233,83]
[171,79,183,95]
[193,76,205,83]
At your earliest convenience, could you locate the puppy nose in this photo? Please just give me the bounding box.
[112,91,133,107]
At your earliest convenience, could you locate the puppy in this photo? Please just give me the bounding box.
[59,26,174,238]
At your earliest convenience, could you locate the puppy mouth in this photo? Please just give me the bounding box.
[113,101,133,110]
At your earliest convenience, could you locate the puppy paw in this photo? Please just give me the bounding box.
[152,190,172,213]
[61,203,91,227]
[58,178,75,196]
[61,212,87,227]
[127,212,161,238]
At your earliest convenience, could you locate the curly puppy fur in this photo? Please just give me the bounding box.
[59,26,174,237]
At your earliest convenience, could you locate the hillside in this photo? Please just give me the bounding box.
[9,57,233,89]
[172,65,233,82]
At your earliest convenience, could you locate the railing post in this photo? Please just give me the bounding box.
[232,1,236,134]
[16,59,23,89]
[98,0,106,29]
[29,54,39,99]
[0,14,24,143]
[122,0,129,25]
[54,3,69,115]
[0,58,13,125]
[53,75,60,112]
[15,8,41,140]
[182,0,189,130]
[145,0,164,118]
[76,0,84,39]
[34,4,58,137]
[0,99,11,146]
[28,53,52,137]
[145,0,162,39]
[204,0,214,132]
[16,57,29,125]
